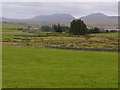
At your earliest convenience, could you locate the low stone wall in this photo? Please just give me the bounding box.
[45,46,118,52]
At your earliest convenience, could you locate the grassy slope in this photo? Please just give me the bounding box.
[2,29,22,32]
[94,33,118,37]
[1,23,26,32]
[2,23,26,29]
[2,47,118,88]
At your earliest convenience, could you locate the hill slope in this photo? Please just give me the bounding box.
[1,13,118,26]
[1,14,75,25]
[79,13,118,26]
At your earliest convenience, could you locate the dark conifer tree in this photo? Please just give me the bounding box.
[69,19,88,35]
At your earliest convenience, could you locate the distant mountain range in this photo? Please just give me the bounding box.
[80,13,118,26]
[0,13,118,26]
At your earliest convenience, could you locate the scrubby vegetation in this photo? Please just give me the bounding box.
[2,32,118,49]
[2,23,119,50]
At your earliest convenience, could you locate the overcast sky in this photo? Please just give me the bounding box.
[2,2,118,19]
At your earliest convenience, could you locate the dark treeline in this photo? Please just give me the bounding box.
[41,24,70,33]
[24,19,118,35]
[88,27,100,34]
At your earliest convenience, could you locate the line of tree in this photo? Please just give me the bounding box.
[61,26,69,32]
[88,27,100,34]
[106,30,117,33]
[41,26,51,32]
[41,25,70,32]
[25,19,89,35]
[52,23,62,32]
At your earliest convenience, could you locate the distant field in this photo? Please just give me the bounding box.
[2,46,118,88]
[94,33,119,37]
[2,29,22,32]
[1,23,26,33]
[1,23,26,29]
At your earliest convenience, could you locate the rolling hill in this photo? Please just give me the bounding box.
[0,13,118,26]
[1,14,75,25]
[79,13,118,26]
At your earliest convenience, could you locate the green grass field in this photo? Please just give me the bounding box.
[2,23,119,88]
[94,33,119,37]
[1,23,26,33]
[2,46,118,88]
[2,23,26,29]
[2,29,22,32]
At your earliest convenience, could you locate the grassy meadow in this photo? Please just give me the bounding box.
[2,46,118,88]
[2,23,119,88]
[2,29,22,32]
[1,23,26,29]
[94,33,119,37]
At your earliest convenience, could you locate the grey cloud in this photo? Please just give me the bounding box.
[2,2,118,19]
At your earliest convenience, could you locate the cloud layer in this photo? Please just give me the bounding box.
[2,2,118,19]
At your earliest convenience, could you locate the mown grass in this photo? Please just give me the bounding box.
[2,46,118,88]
